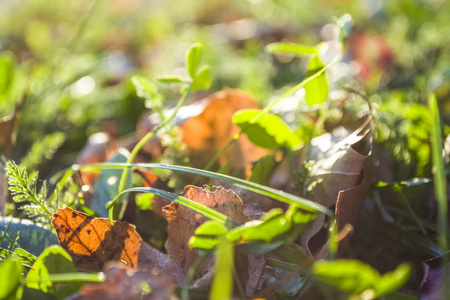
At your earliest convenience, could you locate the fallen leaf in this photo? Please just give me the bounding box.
[180,89,269,177]
[51,207,141,271]
[163,185,248,279]
[132,89,270,178]
[214,182,274,216]
[51,207,183,282]
[299,115,374,257]
[335,160,375,256]
[52,207,185,284]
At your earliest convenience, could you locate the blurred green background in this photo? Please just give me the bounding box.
[0,0,449,179]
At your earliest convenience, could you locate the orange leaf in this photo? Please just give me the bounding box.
[51,207,141,272]
[180,90,270,178]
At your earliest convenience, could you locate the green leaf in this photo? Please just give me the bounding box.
[210,236,234,300]
[375,264,411,296]
[191,65,211,92]
[304,55,328,106]
[265,43,318,56]
[0,52,15,103]
[189,221,227,250]
[185,43,203,79]
[312,260,410,298]
[249,155,277,185]
[232,109,303,151]
[227,206,316,254]
[0,256,23,300]
[26,245,82,299]
[227,206,315,242]
[195,221,228,236]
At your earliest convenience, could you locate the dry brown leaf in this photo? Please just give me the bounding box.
[299,115,375,257]
[246,255,266,295]
[51,207,142,271]
[162,185,267,293]
[334,159,375,256]
[51,207,183,284]
[163,185,248,279]
[180,89,270,177]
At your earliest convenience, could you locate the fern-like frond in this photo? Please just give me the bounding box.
[5,161,54,222]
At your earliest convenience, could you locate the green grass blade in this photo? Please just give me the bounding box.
[81,163,331,216]
[429,92,449,298]
[25,272,105,283]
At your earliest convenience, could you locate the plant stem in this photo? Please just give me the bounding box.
[114,83,193,220]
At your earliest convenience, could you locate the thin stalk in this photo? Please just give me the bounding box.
[429,93,448,298]
[199,57,338,175]
[114,83,192,219]
[24,272,105,283]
